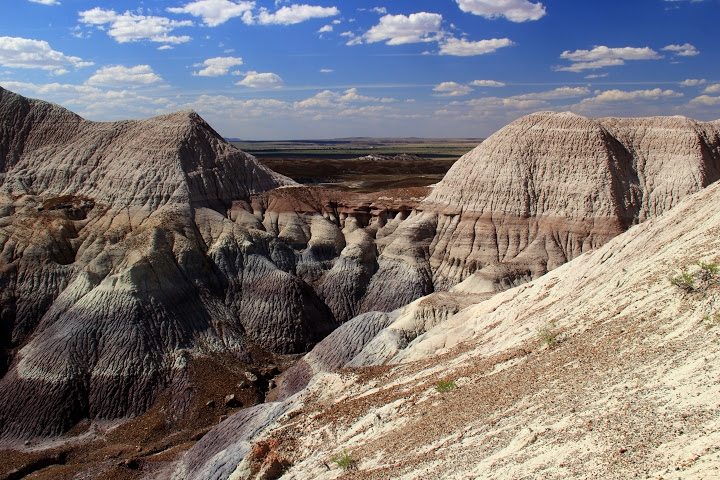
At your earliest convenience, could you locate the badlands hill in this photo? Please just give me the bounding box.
[0,87,430,442]
[362,112,720,311]
[174,131,720,480]
[1,85,720,476]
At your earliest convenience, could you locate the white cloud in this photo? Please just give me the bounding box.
[236,71,283,88]
[158,45,174,51]
[86,65,163,87]
[662,43,699,56]
[362,12,443,45]
[512,86,590,100]
[193,56,243,76]
[576,88,682,108]
[689,95,720,106]
[167,0,255,27]
[449,96,547,111]
[455,0,546,22]
[318,24,333,33]
[371,7,387,14]
[585,73,609,79]
[680,78,706,86]
[703,84,720,94]
[79,8,193,44]
[439,37,514,56]
[320,68,333,73]
[557,46,661,72]
[433,82,473,96]
[0,36,93,73]
[295,88,394,109]
[1,81,102,97]
[28,0,60,5]
[470,80,506,87]
[0,81,175,120]
[247,5,340,25]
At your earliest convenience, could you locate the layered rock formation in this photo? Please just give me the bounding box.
[177,148,720,480]
[3,84,720,454]
[0,87,431,440]
[361,112,720,311]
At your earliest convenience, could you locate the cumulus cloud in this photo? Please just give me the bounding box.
[79,8,193,44]
[0,81,102,97]
[320,68,333,73]
[354,12,515,57]
[680,78,706,86]
[439,37,514,56]
[470,80,506,87]
[576,89,682,109]
[295,88,394,109]
[448,96,547,111]
[167,0,255,27]
[86,65,163,87]
[703,84,720,94]
[0,36,93,73]
[362,12,443,45]
[662,43,699,56]
[512,86,590,100]
[455,0,546,22]
[193,56,243,76]
[28,0,60,5]
[557,46,661,72]
[318,24,333,33]
[236,71,283,88]
[689,95,720,106]
[245,4,340,25]
[433,82,473,96]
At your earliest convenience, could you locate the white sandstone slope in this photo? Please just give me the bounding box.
[179,161,720,479]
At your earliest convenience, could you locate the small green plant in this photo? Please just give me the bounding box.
[670,260,720,294]
[436,380,457,393]
[697,261,719,283]
[537,320,559,348]
[703,313,720,329]
[330,450,356,471]
[670,271,696,293]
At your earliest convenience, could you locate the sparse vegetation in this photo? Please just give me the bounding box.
[703,313,720,330]
[670,260,719,294]
[537,320,559,348]
[670,271,696,293]
[436,380,457,393]
[697,261,719,283]
[330,450,356,470]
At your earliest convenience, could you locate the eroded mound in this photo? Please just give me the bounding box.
[361,112,720,311]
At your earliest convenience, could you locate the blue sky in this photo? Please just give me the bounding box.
[1,0,718,139]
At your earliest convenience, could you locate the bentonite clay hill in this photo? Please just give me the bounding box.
[0,87,439,446]
[174,141,720,480]
[361,112,720,312]
[1,84,720,477]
